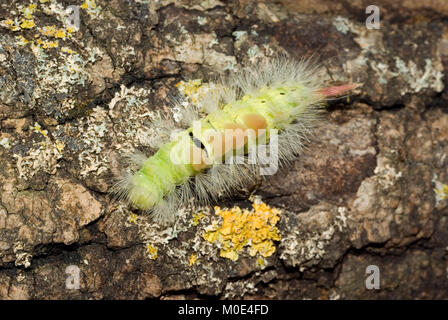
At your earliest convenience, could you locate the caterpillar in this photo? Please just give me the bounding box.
[112,57,359,225]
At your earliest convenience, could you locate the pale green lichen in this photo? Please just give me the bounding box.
[106,84,160,152]
[232,30,248,41]
[247,45,260,60]
[370,61,390,85]
[394,57,444,93]
[77,107,109,177]
[374,156,403,189]
[332,16,352,34]
[332,18,444,96]
[196,16,207,25]
[34,48,84,92]
[0,138,11,149]
[14,122,64,180]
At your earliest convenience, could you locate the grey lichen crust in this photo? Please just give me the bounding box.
[0,0,447,299]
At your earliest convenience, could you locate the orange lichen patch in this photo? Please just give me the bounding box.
[34,38,59,49]
[41,25,68,39]
[435,184,448,200]
[20,19,36,29]
[54,29,67,39]
[80,0,98,10]
[1,2,77,51]
[176,79,202,104]
[189,254,199,266]
[0,5,38,32]
[146,244,158,260]
[41,40,59,49]
[176,79,202,97]
[203,199,281,261]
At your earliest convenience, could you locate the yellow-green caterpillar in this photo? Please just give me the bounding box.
[113,57,358,225]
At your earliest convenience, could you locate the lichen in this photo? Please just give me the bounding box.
[374,156,403,190]
[334,18,444,99]
[394,57,444,94]
[0,138,11,149]
[77,107,109,177]
[434,181,448,203]
[1,1,76,51]
[14,122,64,180]
[247,45,260,62]
[203,198,281,261]
[175,79,219,115]
[232,30,248,41]
[188,254,199,266]
[332,16,352,34]
[196,16,207,25]
[191,212,206,226]
[146,244,158,260]
[80,0,102,19]
[128,213,138,224]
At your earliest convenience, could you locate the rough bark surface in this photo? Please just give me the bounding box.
[0,0,447,299]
